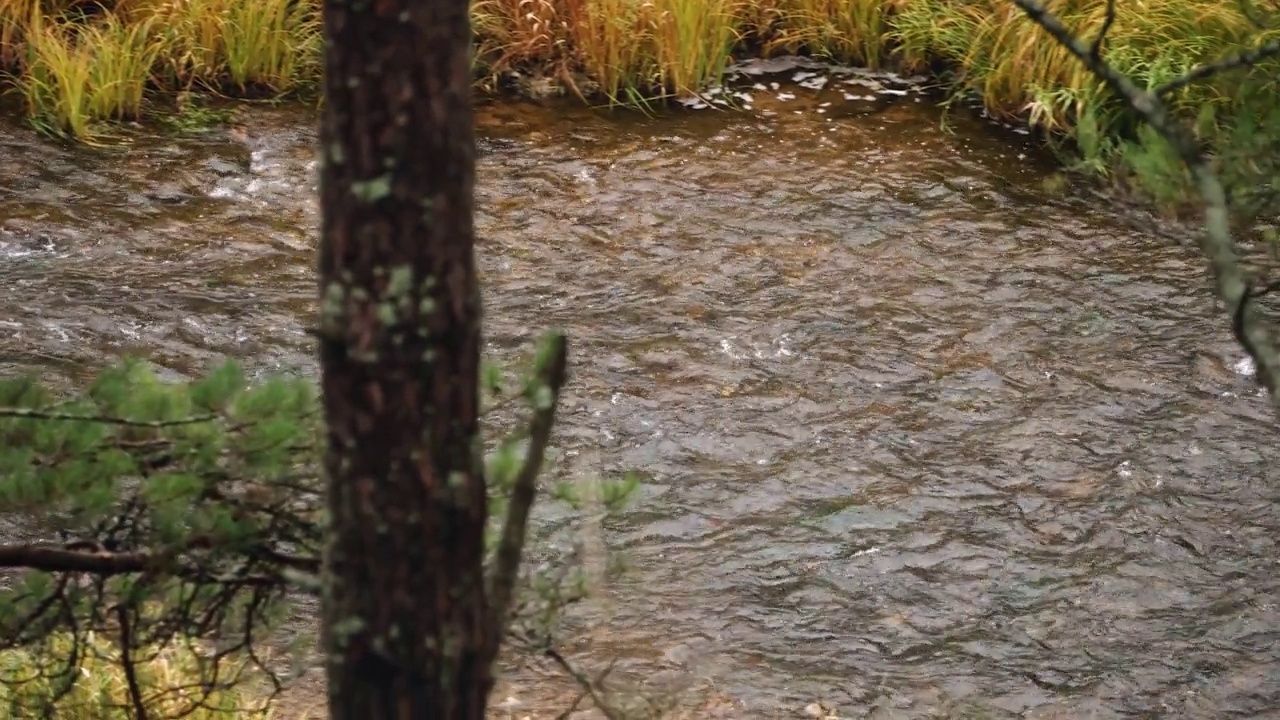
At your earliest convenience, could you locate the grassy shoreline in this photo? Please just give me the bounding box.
[1,0,1277,203]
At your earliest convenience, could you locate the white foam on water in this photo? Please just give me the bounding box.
[1233,356,1257,378]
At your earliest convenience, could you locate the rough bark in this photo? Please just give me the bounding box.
[316,0,490,717]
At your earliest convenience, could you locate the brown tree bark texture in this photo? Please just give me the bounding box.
[316,0,489,716]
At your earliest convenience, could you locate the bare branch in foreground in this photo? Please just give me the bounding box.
[1236,0,1279,31]
[487,331,570,649]
[0,540,318,577]
[1154,38,1280,98]
[1090,0,1117,61]
[545,650,624,720]
[0,543,173,575]
[1009,0,1280,409]
[115,603,152,720]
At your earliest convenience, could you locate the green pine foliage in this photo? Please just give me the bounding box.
[0,358,318,717]
[0,351,637,716]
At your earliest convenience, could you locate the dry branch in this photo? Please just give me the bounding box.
[0,409,215,426]
[0,540,318,578]
[1010,0,1280,410]
[488,331,570,649]
[0,543,172,575]
[1154,38,1280,97]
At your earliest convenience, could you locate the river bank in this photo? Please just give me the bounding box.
[1,0,1277,205]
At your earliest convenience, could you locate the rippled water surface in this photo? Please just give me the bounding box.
[3,66,1279,718]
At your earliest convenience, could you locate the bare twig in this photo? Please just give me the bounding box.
[554,690,590,720]
[1009,0,1280,409]
[1236,0,1278,30]
[1154,38,1280,97]
[116,604,151,720]
[0,543,170,575]
[1234,280,1280,359]
[1090,0,1117,60]
[545,649,623,720]
[0,540,318,577]
[487,330,569,649]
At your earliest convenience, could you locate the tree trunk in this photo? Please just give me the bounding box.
[315,0,490,716]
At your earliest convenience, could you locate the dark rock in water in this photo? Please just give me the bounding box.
[0,220,73,258]
[477,137,520,157]
[145,182,193,204]
[204,156,246,177]
[0,233,45,258]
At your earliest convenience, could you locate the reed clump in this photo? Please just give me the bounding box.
[0,0,1277,200]
[18,7,164,139]
[472,0,740,104]
[735,0,905,69]
[891,0,1280,201]
[0,0,320,140]
[474,0,1280,201]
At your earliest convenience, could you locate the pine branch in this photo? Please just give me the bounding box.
[1009,0,1280,410]
[487,330,569,648]
[0,408,215,426]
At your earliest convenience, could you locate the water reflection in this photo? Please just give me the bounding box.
[1,67,1278,716]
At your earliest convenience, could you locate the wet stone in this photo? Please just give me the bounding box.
[145,182,194,204]
[204,155,247,176]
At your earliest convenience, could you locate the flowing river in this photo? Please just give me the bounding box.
[2,60,1279,718]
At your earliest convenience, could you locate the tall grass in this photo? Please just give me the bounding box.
[20,8,160,138]
[125,0,321,91]
[221,0,321,91]
[18,6,162,140]
[0,0,32,67]
[1,0,1278,204]
[0,631,269,719]
[86,13,163,119]
[651,0,737,97]
[134,0,233,88]
[4,0,321,138]
[892,0,1280,196]
[562,0,658,102]
[751,0,902,69]
[893,0,1271,131]
[474,0,738,103]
